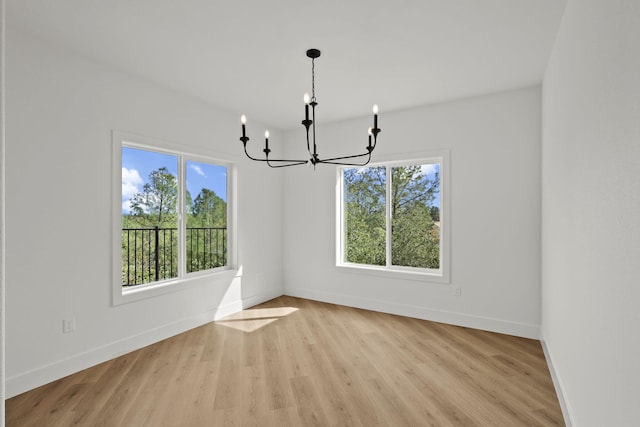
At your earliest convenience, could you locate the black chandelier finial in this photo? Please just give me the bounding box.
[239,49,381,168]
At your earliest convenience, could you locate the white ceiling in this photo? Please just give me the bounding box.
[9,0,566,130]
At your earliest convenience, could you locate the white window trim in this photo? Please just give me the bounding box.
[112,130,239,305]
[335,150,450,284]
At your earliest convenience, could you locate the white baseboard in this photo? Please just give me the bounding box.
[284,286,541,339]
[5,290,280,399]
[239,288,283,310]
[541,339,574,427]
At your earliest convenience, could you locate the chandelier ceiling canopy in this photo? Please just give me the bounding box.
[239,49,381,168]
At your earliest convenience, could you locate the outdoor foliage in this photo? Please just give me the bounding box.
[122,167,227,286]
[186,188,227,273]
[344,164,440,269]
[128,167,178,228]
[344,166,387,265]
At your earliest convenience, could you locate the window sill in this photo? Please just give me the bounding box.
[336,263,449,284]
[113,268,240,306]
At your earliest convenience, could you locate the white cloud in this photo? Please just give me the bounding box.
[122,200,133,213]
[122,167,143,213]
[122,167,143,197]
[190,164,206,176]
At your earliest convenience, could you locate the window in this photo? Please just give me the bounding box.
[337,153,449,282]
[121,147,180,285]
[113,131,236,304]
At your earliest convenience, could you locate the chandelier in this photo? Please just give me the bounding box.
[239,49,381,168]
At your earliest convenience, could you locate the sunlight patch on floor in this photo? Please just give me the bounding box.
[216,306,299,332]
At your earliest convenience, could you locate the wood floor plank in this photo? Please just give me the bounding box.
[6,296,565,426]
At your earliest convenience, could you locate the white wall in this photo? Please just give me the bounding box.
[5,28,285,397]
[282,86,542,339]
[542,0,640,425]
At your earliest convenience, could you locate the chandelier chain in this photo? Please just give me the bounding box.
[311,58,316,102]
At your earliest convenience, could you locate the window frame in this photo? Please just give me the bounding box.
[336,150,450,284]
[112,130,238,305]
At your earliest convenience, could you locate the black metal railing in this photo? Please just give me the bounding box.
[186,227,227,273]
[121,227,227,286]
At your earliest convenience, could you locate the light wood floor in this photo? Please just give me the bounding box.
[6,296,564,426]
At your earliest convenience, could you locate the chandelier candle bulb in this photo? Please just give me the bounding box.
[241,115,247,138]
[304,93,310,120]
[373,104,379,129]
[264,130,269,150]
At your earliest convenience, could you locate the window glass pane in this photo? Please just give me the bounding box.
[121,147,179,286]
[186,160,228,273]
[343,166,386,266]
[391,164,440,269]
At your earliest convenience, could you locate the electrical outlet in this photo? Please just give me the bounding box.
[63,317,76,334]
[454,287,462,297]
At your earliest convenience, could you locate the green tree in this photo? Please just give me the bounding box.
[430,206,440,222]
[123,167,179,285]
[191,188,227,228]
[391,166,440,268]
[343,165,440,269]
[129,167,178,227]
[185,189,193,216]
[186,188,228,272]
[344,167,386,265]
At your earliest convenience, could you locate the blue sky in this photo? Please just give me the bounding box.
[122,147,227,214]
[420,163,441,208]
